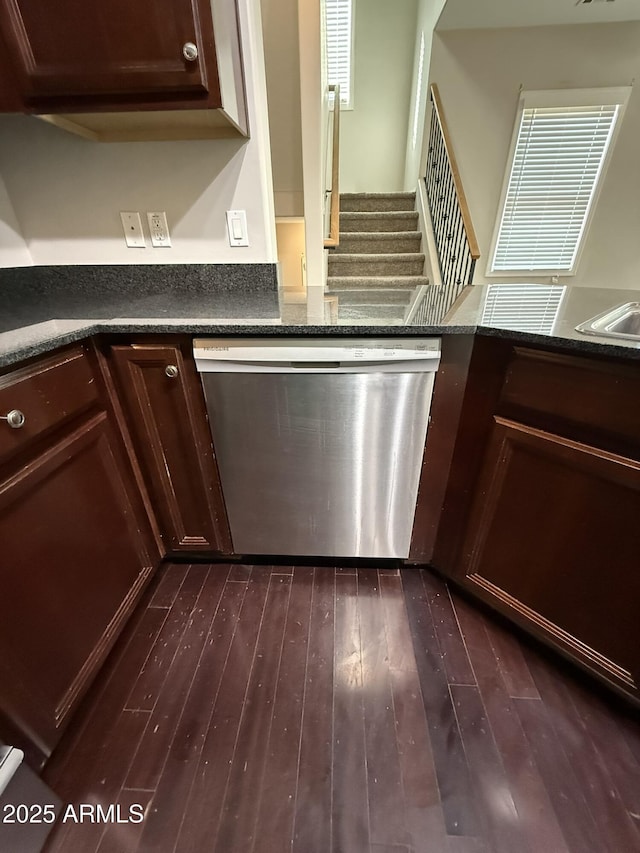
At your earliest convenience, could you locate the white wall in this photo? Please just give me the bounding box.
[429,23,640,289]
[261,0,304,217]
[340,0,418,193]
[0,0,276,267]
[298,0,327,321]
[0,174,32,267]
[403,0,447,190]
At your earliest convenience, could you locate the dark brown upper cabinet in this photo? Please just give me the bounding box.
[109,341,232,555]
[0,0,220,105]
[0,0,247,140]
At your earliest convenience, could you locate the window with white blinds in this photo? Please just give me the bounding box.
[481,283,566,335]
[325,0,354,108]
[490,88,630,275]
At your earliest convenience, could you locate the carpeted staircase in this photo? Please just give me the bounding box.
[327,192,428,321]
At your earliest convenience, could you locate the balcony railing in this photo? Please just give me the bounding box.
[424,84,480,289]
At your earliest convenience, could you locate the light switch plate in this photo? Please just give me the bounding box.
[226,210,249,247]
[120,211,145,248]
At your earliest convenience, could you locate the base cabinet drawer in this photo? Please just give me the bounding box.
[0,413,153,761]
[0,346,99,463]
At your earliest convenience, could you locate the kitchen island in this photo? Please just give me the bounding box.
[1,266,639,768]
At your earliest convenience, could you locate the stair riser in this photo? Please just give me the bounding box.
[340,214,419,233]
[336,234,421,254]
[329,256,425,277]
[340,193,416,213]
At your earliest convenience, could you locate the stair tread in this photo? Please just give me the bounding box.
[327,276,430,283]
[340,192,416,198]
[329,252,426,260]
[339,230,422,238]
[341,210,418,216]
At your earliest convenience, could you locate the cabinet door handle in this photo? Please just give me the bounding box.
[165,365,179,379]
[182,42,198,62]
[1,409,26,428]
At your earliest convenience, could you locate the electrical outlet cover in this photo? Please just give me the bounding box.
[120,211,145,248]
[147,211,171,247]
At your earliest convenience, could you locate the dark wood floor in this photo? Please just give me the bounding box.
[41,563,640,853]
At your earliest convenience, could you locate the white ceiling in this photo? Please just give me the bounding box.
[437,0,640,31]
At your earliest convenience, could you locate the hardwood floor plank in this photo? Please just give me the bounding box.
[251,566,314,853]
[568,679,640,836]
[213,574,292,853]
[451,594,570,853]
[44,710,150,853]
[450,684,526,853]
[524,649,640,852]
[379,574,417,672]
[401,569,481,838]
[125,567,210,712]
[332,572,371,853]
[357,568,408,848]
[95,789,154,853]
[172,566,272,853]
[513,697,606,853]
[420,569,475,686]
[43,605,168,797]
[482,617,539,700]
[148,563,190,609]
[124,566,227,791]
[446,837,488,853]
[389,668,448,852]
[134,579,248,853]
[291,567,335,853]
[227,564,253,582]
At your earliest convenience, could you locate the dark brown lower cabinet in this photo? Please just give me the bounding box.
[0,411,153,761]
[460,416,640,696]
[109,341,231,554]
[433,336,640,702]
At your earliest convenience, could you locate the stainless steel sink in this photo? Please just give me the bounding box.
[575,302,640,341]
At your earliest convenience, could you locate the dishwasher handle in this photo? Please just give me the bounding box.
[194,357,440,374]
[193,338,441,374]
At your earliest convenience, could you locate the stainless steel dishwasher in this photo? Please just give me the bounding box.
[194,338,440,558]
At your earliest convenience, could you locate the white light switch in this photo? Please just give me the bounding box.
[120,211,145,248]
[226,210,249,247]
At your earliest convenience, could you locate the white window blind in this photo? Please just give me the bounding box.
[481,283,566,334]
[325,0,353,107]
[490,89,629,274]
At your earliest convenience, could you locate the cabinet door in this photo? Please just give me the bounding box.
[110,344,231,553]
[0,412,153,758]
[0,0,220,105]
[459,417,640,698]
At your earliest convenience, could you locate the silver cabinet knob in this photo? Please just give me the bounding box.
[182,42,198,62]
[1,409,26,428]
[165,364,179,379]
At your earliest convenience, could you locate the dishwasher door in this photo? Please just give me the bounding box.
[195,338,439,558]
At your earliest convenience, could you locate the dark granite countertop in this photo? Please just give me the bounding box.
[1,266,639,368]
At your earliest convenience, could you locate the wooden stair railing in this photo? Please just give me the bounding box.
[425,83,480,290]
[324,84,341,249]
